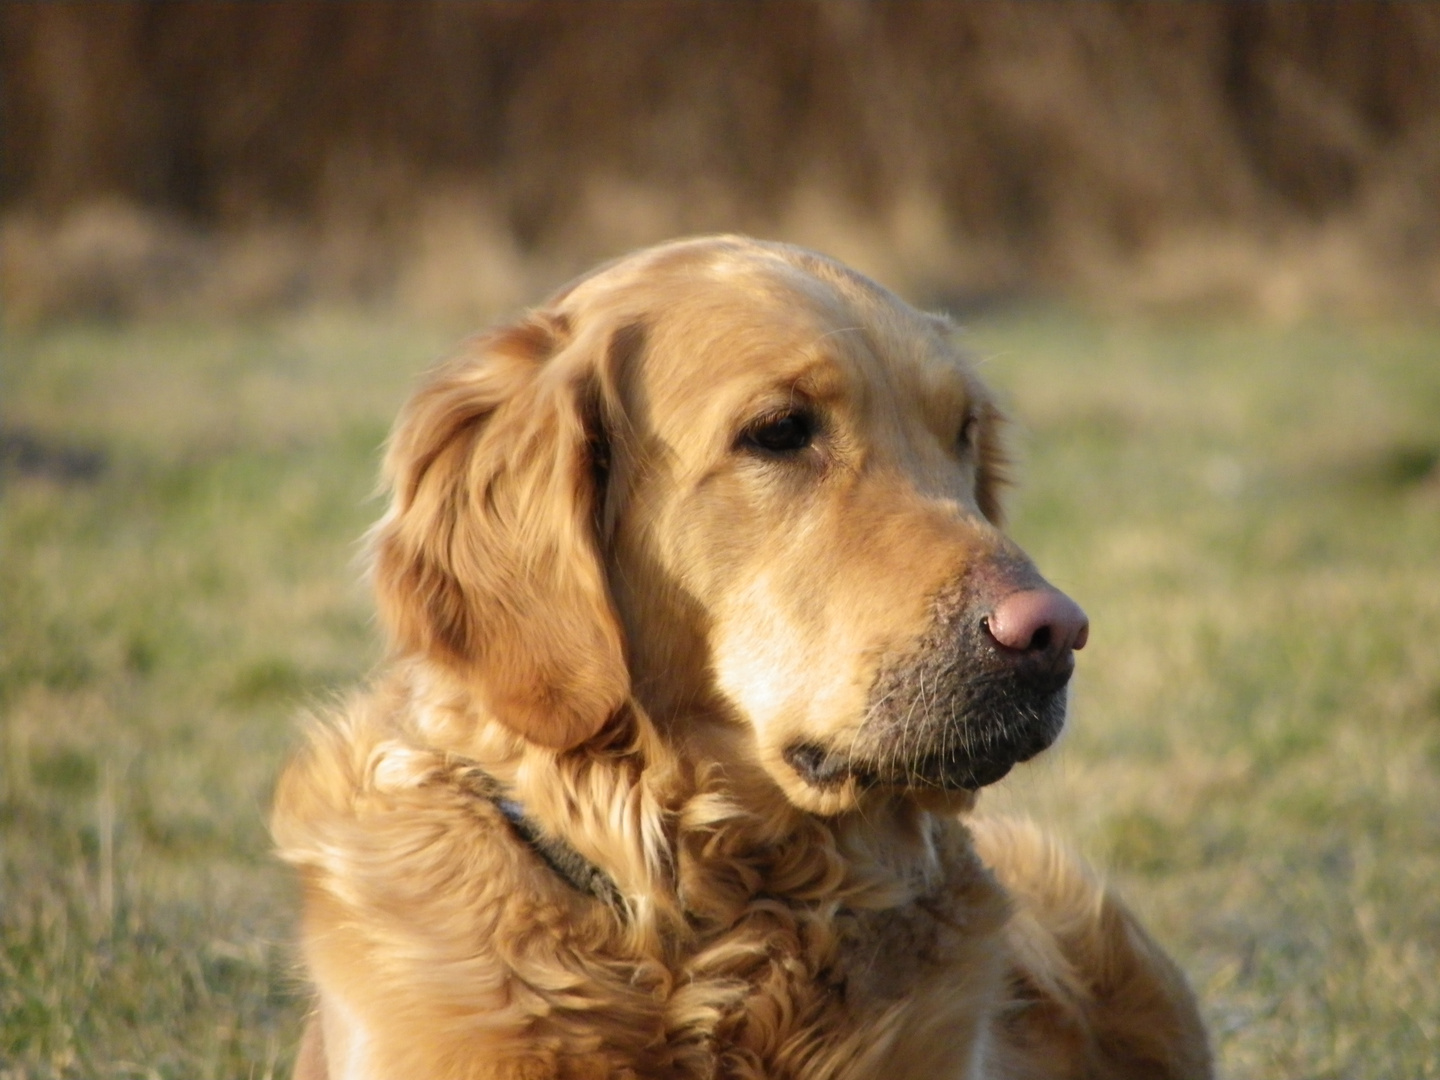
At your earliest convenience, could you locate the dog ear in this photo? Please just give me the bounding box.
[370,314,628,750]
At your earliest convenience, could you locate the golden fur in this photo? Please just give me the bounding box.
[273,236,1210,1079]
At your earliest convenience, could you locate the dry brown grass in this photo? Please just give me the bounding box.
[4,3,1440,323]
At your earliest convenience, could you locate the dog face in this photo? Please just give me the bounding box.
[373,237,1086,815]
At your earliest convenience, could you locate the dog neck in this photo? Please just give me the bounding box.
[416,685,963,937]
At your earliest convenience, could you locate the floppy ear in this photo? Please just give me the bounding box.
[370,314,628,750]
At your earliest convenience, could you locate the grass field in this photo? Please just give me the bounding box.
[2,306,1437,1078]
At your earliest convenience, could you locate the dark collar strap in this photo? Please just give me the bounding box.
[454,761,624,910]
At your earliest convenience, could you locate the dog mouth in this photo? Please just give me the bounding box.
[784,574,1080,795]
[782,680,1067,793]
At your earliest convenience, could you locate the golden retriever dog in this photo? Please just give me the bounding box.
[272,236,1210,1079]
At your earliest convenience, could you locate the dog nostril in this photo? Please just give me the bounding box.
[985,618,1053,652]
[985,588,1088,655]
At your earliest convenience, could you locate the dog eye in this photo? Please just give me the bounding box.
[742,410,815,454]
[957,414,978,452]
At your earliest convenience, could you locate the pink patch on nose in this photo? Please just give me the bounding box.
[986,589,1089,654]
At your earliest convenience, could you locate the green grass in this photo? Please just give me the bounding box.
[3,308,1438,1077]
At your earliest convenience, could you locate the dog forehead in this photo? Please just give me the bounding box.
[620,254,973,430]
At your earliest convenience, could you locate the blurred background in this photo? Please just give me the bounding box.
[4,1,1440,324]
[3,4,1439,1079]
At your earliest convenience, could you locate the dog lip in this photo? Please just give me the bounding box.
[783,741,854,790]
[783,688,1064,794]
[783,740,1018,793]
[1006,648,1076,695]
[950,756,1015,789]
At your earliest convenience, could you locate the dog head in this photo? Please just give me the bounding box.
[372,237,1086,814]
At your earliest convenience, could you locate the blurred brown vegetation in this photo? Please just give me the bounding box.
[3,1,1439,323]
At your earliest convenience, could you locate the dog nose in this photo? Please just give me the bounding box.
[984,588,1089,656]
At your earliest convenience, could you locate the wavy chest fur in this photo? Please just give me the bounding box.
[655,808,1009,1080]
[275,709,1012,1080]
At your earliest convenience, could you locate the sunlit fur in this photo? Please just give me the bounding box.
[273,236,1210,1079]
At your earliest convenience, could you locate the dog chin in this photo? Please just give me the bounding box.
[781,691,1068,798]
